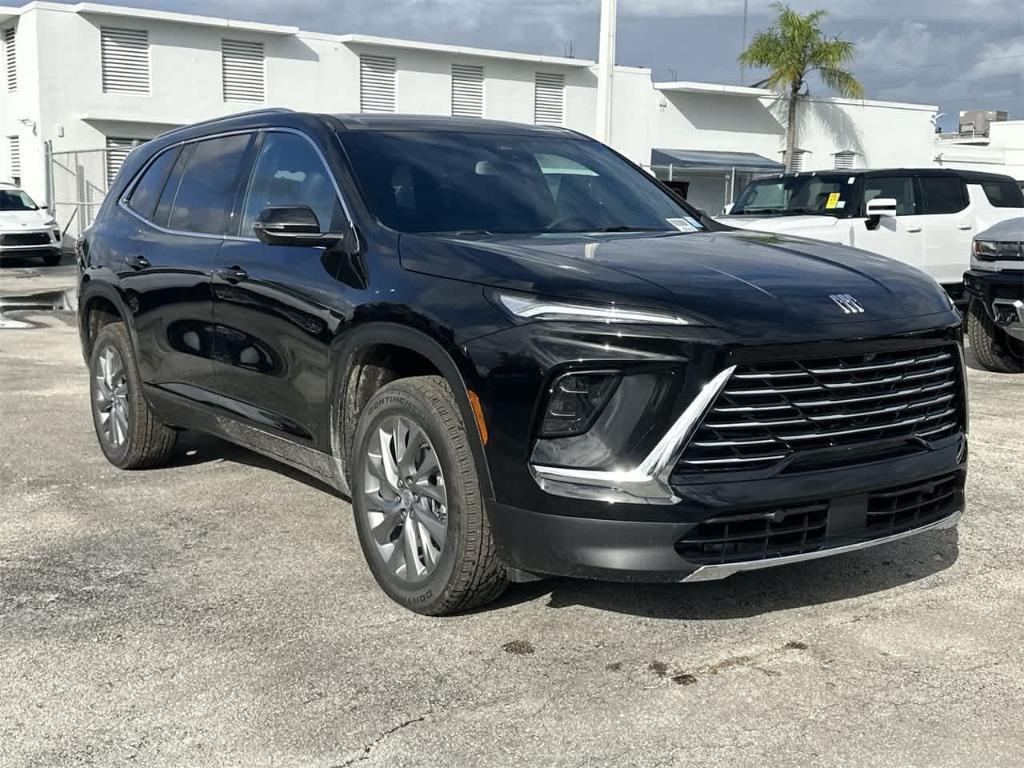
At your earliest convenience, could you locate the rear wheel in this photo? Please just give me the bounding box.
[89,322,177,468]
[351,376,507,615]
[968,298,1023,373]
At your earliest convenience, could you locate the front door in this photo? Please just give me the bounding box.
[851,174,926,274]
[210,130,354,450]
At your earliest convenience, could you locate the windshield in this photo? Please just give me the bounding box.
[731,174,858,217]
[0,189,39,211]
[339,130,705,235]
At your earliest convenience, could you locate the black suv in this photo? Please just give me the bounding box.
[78,111,967,614]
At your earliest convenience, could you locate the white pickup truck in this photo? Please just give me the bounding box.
[718,168,1024,302]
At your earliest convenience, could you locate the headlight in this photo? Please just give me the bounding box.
[43,218,57,227]
[974,240,1022,261]
[495,291,704,326]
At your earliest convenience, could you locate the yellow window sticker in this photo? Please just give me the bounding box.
[825,192,841,209]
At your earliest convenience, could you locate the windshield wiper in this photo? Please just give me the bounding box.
[583,226,662,233]
[428,229,495,236]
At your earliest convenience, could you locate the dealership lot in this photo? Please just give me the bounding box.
[1,307,1023,767]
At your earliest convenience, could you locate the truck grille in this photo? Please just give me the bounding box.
[678,346,963,474]
[1,232,51,246]
[676,471,960,566]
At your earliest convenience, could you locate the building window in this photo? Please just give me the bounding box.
[359,54,396,113]
[101,27,150,95]
[534,72,565,126]
[222,39,265,103]
[4,27,15,93]
[106,137,143,189]
[8,135,20,186]
[451,64,484,118]
[833,150,857,170]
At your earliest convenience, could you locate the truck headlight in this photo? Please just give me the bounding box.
[495,291,704,326]
[974,240,1021,261]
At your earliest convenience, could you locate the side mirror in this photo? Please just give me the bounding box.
[865,197,898,219]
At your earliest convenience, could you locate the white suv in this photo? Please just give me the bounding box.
[719,169,1024,301]
[0,182,62,266]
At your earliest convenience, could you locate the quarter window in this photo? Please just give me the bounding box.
[126,146,180,220]
[863,176,917,216]
[919,176,966,215]
[980,180,1024,208]
[166,134,253,235]
[240,132,344,237]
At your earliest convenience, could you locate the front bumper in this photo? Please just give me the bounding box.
[964,269,1024,341]
[0,228,62,254]
[490,441,965,581]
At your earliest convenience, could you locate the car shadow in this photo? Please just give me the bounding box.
[167,430,345,498]
[492,528,959,620]
[161,430,959,621]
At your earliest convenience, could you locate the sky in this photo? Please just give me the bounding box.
[47,0,1024,130]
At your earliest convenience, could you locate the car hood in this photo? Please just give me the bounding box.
[399,230,955,338]
[975,217,1024,241]
[0,209,52,229]
[717,214,847,235]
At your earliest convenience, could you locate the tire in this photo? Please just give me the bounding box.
[351,376,507,615]
[89,322,177,468]
[41,249,62,267]
[968,298,1023,374]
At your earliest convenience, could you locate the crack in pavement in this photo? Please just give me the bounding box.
[333,713,429,766]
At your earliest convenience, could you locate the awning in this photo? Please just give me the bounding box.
[651,148,784,172]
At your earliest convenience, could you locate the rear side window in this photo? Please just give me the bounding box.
[166,133,253,235]
[863,176,917,216]
[126,146,180,220]
[980,180,1024,208]
[919,176,967,215]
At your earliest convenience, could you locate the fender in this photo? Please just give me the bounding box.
[77,274,138,363]
[329,321,495,501]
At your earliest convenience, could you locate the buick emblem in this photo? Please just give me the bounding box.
[829,294,865,314]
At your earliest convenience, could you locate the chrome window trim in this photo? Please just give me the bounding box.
[530,366,736,505]
[117,125,357,247]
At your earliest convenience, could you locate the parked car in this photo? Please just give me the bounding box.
[964,219,1024,373]
[77,111,967,614]
[0,182,62,266]
[719,168,1024,303]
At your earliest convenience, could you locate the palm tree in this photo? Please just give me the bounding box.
[739,3,864,171]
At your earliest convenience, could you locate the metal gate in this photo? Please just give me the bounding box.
[44,143,121,243]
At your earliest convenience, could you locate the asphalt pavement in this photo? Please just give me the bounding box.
[1,267,1023,767]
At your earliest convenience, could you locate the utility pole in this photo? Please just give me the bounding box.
[739,0,749,85]
[595,0,616,145]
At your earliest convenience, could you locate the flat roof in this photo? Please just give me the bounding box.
[335,34,593,67]
[654,80,937,112]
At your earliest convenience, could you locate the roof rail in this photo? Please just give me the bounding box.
[154,108,295,141]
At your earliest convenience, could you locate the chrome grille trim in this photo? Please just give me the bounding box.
[676,345,965,474]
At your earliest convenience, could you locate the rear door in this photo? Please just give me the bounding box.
[851,174,926,272]
[210,129,353,448]
[917,174,973,287]
[115,133,254,399]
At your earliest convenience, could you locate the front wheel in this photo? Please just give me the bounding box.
[351,376,507,615]
[968,298,1023,373]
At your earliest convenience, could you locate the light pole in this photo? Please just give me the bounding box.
[739,0,749,85]
[595,0,616,144]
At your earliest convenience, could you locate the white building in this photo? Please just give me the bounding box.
[0,1,947,233]
[935,120,1024,182]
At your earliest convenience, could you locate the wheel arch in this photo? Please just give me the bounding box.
[78,280,135,363]
[330,322,494,500]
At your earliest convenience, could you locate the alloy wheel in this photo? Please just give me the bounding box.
[94,345,130,450]
[362,414,448,583]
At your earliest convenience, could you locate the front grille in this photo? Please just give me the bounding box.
[1,232,51,246]
[678,346,964,474]
[676,471,960,566]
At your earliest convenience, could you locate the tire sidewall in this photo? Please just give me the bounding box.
[89,324,136,467]
[351,383,471,612]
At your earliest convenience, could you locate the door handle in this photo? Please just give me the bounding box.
[957,224,973,230]
[215,265,249,283]
[123,253,150,270]
[905,226,922,233]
